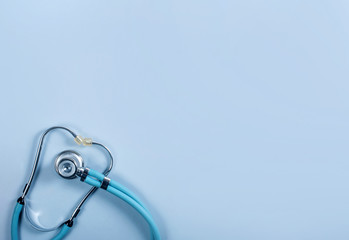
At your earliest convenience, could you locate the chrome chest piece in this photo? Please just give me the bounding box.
[55,151,84,179]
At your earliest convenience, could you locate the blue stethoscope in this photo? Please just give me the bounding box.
[11,126,161,240]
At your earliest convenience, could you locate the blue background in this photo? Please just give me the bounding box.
[1,0,349,239]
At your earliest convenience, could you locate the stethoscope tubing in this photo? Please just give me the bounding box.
[11,203,23,240]
[87,169,151,212]
[83,169,160,240]
[51,225,71,240]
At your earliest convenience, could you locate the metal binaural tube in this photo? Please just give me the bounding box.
[21,126,77,199]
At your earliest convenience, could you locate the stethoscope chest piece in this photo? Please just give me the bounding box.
[55,150,84,179]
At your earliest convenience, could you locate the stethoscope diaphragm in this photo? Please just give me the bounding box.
[55,150,84,179]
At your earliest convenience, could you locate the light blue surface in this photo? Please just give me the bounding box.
[1,0,349,239]
[11,201,72,240]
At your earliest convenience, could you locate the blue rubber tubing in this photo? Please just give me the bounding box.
[51,224,71,240]
[107,186,161,240]
[11,202,23,240]
[88,169,150,212]
[84,176,161,240]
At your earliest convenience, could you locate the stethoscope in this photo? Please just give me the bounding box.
[11,126,161,240]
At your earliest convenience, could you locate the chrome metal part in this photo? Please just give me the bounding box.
[55,151,84,179]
